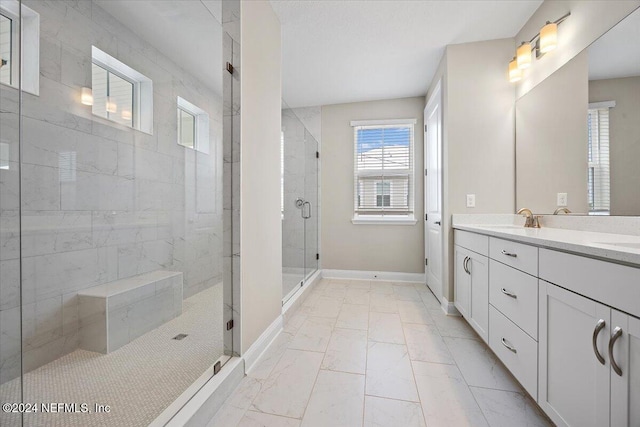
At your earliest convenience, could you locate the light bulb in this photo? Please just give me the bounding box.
[540,22,558,54]
[517,42,532,69]
[81,87,93,106]
[106,97,117,114]
[508,58,522,83]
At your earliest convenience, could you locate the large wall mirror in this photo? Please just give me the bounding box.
[516,7,640,215]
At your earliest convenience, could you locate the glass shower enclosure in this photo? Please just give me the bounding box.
[281,104,319,303]
[0,1,233,425]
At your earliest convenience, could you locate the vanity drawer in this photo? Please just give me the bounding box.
[489,237,538,276]
[489,260,538,339]
[539,248,640,318]
[489,306,538,399]
[455,230,489,256]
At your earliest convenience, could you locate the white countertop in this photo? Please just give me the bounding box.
[453,223,640,266]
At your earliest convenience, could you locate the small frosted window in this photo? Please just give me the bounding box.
[178,108,196,149]
[0,13,12,86]
[92,63,134,128]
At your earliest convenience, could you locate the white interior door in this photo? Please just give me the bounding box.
[425,81,443,302]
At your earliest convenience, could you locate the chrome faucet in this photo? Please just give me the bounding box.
[554,207,571,215]
[517,208,541,228]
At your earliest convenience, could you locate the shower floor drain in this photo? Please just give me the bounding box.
[173,334,188,340]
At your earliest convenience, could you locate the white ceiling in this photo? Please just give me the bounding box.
[95,0,223,96]
[588,7,640,81]
[270,0,543,108]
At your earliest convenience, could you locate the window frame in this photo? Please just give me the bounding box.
[587,101,614,215]
[351,118,417,225]
[0,1,39,95]
[176,96,210,154]
[91,46,153,134]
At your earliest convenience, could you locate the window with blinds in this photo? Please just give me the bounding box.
[587,105,611,215]
[351,119,415,220]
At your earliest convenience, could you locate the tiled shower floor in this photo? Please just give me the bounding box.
[0,284,224,427]
[209,278,553,427]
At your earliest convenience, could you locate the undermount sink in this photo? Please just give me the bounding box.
[594,242,640,250]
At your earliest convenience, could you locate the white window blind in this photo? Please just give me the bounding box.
[352,119,415,219]
[587,106,611,215]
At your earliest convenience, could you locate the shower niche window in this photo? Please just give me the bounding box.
[177,96,211,153]
[90,46,153,133]
[0,0,38,94]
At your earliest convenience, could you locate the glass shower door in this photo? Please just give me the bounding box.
[304,129,319,281]
[282,107,306,301]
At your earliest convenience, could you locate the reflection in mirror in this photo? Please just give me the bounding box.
[516,7,640,215]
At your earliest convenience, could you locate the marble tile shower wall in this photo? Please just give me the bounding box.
[0,0,224,383]
[282,109,306,271]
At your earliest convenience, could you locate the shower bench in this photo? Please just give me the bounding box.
[78,270,183,354]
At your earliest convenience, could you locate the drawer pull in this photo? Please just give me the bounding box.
[592,319,606,365]
[501,250,517,258]
[609,327,623,376]
[501,337,517,353]
[501,288,517,299]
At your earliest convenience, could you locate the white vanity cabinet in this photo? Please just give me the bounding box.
[453,227,640,427]
[454,234,489,343]
[539,248,640,427]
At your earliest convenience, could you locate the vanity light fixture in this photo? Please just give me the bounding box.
[509,11,570,83]
[517,42,532,69]
[106,96,118,114]
[508,57,522,82]
[81,87,93,106]
[539,22,558,53]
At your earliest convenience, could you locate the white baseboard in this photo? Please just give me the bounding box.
[282,269,322,316]
[322,269,426,283]
[441,296,461,316]
[243,315,283,375]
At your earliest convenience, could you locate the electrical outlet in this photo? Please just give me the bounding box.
[557,193,568,207]
[466,194,476,208]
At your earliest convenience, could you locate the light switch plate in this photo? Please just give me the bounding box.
[557,193,568,207]
[466,194,476,208]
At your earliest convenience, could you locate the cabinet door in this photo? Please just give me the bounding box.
[468,252,488,342]
[539,281,610,427]
[454,246,471,319]
[610,310,640,427]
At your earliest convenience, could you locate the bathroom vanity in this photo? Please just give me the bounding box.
[453,221,640,427]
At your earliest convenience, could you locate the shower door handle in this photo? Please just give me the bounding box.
[302,201,312,219]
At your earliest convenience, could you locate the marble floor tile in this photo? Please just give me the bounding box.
[238,410,301,427]
[248,332,294,380]
[366,341,419,402]
[397,300,434,325]
[369,281,394,295]
[430,310,480,340]
[308,296,342,318]
[444,337,520,392]
[349,279,371,289]
[363,395,426,427]
[368,312,405,344]
[403,323,454,364]
[335,303,369,330]
[419,289,442,310]
[208,376,263,427]
[300,370,365,427]
[393,285,422,302]
[413,361,489,427]
[289,317,335,353]
[343,288,370,305]
[369,292,398,313]
[283,313,308,335]
[470,387,552,427]
[250,349,324,419]
[321,328,367,374]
